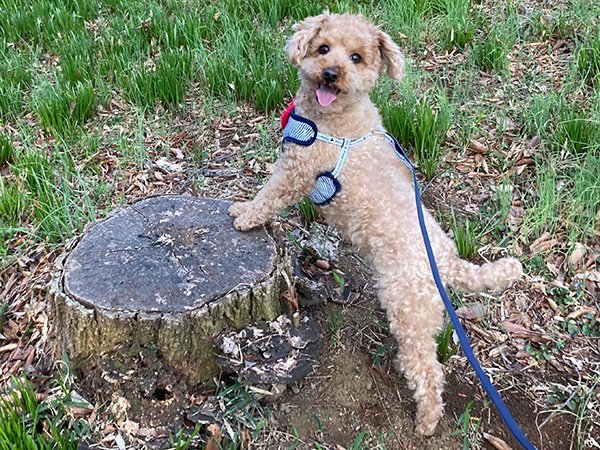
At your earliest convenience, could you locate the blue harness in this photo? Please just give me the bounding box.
[282,108,411,205]
[281,108,537,450]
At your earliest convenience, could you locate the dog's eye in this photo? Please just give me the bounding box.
[350,53,362,64]
[318,45,329,55]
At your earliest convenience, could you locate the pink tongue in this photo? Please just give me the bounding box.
[316,85,337,106]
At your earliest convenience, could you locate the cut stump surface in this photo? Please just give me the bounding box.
[50,195,286,382]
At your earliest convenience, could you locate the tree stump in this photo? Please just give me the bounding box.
[50,195,287,383]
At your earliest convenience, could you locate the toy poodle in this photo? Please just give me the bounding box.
[228,13,522,436]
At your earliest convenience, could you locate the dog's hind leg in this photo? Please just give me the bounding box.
[379,278,445,436]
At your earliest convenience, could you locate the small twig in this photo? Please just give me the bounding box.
[538,387,579,429]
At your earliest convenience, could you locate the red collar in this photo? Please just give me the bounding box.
[280,100,295,130]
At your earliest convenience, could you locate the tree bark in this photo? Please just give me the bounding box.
[50,195,287,383]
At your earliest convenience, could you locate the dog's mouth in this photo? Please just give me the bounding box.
[316,83,340,107]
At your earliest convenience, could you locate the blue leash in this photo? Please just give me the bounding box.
[391,139,537,450]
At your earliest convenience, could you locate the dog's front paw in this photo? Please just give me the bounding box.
[233,214,260,231]
[229,201,251,218]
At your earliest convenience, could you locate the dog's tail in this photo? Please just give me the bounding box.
[445,256,522,293]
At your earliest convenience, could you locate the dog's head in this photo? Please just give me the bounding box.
[286,13,405,110]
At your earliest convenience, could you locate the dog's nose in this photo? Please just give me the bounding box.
[322,68,339,83]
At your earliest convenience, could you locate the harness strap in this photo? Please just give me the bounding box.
[330,139,349,177]
[324,133,372,177]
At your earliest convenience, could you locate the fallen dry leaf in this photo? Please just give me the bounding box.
[456,302,487,321]
[568,243,587,269]
[587,270,600,282]
[206,438,220,450]
[515,158,534,167]
[566,306,597,321]
[529,232,559,255]
[114,434,126,450]
[468,139,489,154]
[528,135,541,148]
[501,321,535,338]
[508,206,524,232]
[483,432,513,450]
[0,343,17,353]
[206,423,223,450]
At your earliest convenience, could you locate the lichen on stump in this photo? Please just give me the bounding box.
[50,195,287,383]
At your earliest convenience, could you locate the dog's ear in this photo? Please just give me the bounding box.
[286,15,327,66]
[377,29,405,81]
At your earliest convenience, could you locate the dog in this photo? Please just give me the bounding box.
[229,13,522,436]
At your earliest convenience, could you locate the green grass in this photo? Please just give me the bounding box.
[449,210,478,260]
[519,92,599,243]
[525,338,566,362]
[0,133,14,164]
[57,32,96,87]
[436,318,459,364]
[452,400,482,450]
[202,23,297,112]
[120,50,194,108]
[380,0,431,50]
[214,379,269,448]
[380,0,478,51]
[435,0,475,50]
[520,162,562,241]
[0,375,90,449]
[471,2,519,73]
[472,24,516,72]
[298,198,319,224]
[566,151,599,240]
[0,50,32,120]
[378,83,451,179]
[1,144,108,245]
[0,178,25,226]
[328,309,345,346]
[521,92,600,155]
[555,105,599,155]
[519,152,599,244]
[545,377,600,450]
[168,426,202,450]
[529,10,574,40]
[33,82,97,136]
